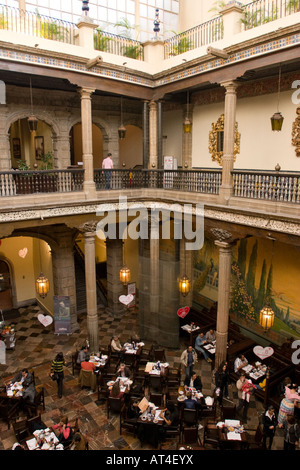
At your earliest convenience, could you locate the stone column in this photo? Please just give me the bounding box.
[214,240,234,369]
[157,101,163,169]
[150,213,160,315]
[219,81,238,204]
[142,101,149,169]
[106,238,124,316]
[84,231,99,352]
[149,100,158,169]
[52,134,71,169]
[79,87,96,197]
[51,230,79,333]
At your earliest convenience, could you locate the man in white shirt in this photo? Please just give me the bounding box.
[205,329,216,343]
[102,153,114,189]
[111,336,122,353]
[234,354,248,373]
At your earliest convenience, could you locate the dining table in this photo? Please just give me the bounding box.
[217,419,248,449]
[145,361,169,376]
[26,428,64,450]
[241,362,268,383]
[89,353,108,373]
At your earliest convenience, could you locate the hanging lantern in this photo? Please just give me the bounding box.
[183,116,192,134]
[36,272,50,299]
[270,112,284,131]
[27,78,38,132]
[178,275,191,297]
[118,124,127,140]
[270,65,284,131]
[259,304,275,331]
[120,265,131,286]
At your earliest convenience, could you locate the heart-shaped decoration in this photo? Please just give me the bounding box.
[119,294,134,306]
[18,247,28,259]
[253,345,274,360]
[38,314,53,327]
[177,306,190,319]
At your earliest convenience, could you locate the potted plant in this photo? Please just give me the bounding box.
[39,151,57,193]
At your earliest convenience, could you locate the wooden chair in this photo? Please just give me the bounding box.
[150,393,164,407]
[25,386,45,417]
[247,424,264,450]
[149,375,164,394]
[181,408,198,429]
[120,405,137,437]
[153,349,166,362]
[203,424,220,450]
[181,426,203,447]
[12,418,31,443]
[107,397,124,419]
[0,400,19,429]
[221,404,236,420]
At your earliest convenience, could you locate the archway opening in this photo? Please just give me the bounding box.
[0,259,12,310]
[70,123,103,168]
[9,118,54,170]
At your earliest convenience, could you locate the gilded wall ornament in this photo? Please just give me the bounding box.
[208,114,240,166]
[292,107,300,158]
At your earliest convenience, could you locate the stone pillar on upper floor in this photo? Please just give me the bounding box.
[79,87,97,198]
[219,80,239,204]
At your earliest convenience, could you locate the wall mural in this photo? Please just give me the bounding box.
[193,237,300,342]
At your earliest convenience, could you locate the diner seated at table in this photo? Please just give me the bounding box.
[9,369,33,388]
[194,332,212,363]
[205,329,216,343]
[81,356,96,372]
[22,381,36,404]
[76,346,89,365]
[159,402,179,437]
[234,354,249,373]
[70,432,87,451]
[52,415,73,448]
[183,391,200,409]
[117,363,132,378]
[109,381,127,401]
[184,371,202,392]
[111,336,123,354]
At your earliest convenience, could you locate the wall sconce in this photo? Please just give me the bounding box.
[118,96,126,139]
[178,275,191,297]
[271,65,284,131]
[28,77,38,132]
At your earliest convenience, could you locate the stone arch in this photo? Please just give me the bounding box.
[0,255,17,309]
[6,110,61,169]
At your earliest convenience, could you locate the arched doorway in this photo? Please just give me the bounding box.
[119,125,143,169]
[0,259,13,310]
[9,118,54,170]
[70,123,103,168]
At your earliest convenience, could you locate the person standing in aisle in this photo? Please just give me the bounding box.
[50,352,65,399]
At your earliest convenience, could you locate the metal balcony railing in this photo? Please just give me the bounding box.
[0,3,76,44]
[164,16,224,58]
[94,29,144,61]
[242,0,300,30]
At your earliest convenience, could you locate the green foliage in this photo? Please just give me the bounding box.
[231,262,256,322]
[17,160,31,171]
[172,36,194,55]
[94,28,113,51]
[40,151,53,170]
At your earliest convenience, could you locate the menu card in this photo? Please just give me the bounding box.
[138,397,149,413]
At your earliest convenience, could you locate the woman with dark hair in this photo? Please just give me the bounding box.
[214,361,230,405]
[110,381,125,400]
[50,352,65,399]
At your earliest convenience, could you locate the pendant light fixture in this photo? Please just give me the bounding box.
[36,232,50,299]
[178,241,191,297]
[28,77,38,133]
[259,238,275,331]
[183,91,192,134]
[270,65,284,131]
[118,96,126,139]
[120,240,131,286]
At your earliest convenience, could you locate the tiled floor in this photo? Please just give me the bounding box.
[0,304,289,450]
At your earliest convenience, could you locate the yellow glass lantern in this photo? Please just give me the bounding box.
[183,116,192,134]
[259,304,275,331]
[178,275,191,297]
[36,273,50,299]
[120,265,131,286]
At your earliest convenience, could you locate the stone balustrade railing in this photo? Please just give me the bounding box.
[232,169,300,203]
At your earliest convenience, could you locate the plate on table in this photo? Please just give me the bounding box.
[107,381,114,386]
[178,395,186,402]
